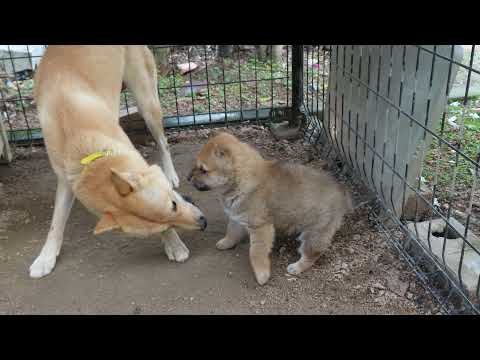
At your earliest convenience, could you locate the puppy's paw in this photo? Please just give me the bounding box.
[216,237,238,250]
[29,254,56,279]
[253,269,271,286]
[164,238,190,263]
[287,261,309,276]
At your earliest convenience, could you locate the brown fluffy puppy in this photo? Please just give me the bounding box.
[188,132,352,285]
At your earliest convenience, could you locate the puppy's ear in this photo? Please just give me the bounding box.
[94,213,120,235]
[213,143,230,159]
[209,130,220,138]
[111,168,142,196]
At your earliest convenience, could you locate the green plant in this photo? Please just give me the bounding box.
[422,99,480,201]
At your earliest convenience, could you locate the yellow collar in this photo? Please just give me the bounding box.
[80,149,114,166]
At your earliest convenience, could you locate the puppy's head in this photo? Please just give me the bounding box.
[94,164,207,236]
[188,132,237,191]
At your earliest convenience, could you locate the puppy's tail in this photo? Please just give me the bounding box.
[342,187,354,214]
[350,197,378,212]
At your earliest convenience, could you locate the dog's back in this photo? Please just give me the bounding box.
[35,46,126,106]
[35,46,131,173]
[35,46,127,130]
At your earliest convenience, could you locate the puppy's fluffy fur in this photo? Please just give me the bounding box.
[189,132,352,285]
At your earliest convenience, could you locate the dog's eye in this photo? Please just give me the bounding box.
[172,201,177,212]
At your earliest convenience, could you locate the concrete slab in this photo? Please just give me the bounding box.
[407,217,480,299]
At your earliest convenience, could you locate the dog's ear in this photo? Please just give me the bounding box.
[113,214,171,237]
[111,168,142,196]
[94,209,172,237]
[95,212,170,237]
[94,213,121,235]
[213,143,230,159]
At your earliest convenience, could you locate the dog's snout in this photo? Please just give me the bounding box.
[198,216,207,231]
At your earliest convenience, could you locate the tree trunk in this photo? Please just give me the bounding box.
[149,46,170,76]
[256,45,268,61]
[271,45,283,62]
[217,45,233,58]
[256,45,283,62]
[0,113,12,164]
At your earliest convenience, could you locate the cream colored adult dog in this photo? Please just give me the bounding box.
[30,45,206,279]
[188,132,352,285]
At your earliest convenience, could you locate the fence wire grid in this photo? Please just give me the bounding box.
[0,45,292,144]
[303,45,480,314]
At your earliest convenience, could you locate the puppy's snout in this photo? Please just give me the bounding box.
[182,194,195,205]
[198,216,207,231]
[193,183,211,192]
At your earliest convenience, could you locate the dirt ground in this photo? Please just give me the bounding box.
[0,126,437,314]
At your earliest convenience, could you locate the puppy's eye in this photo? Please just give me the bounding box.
[172,201,177,212]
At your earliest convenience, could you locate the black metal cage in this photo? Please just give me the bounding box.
[0,45,294,144]
[302,45,480,314]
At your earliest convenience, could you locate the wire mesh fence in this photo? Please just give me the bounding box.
[303,45,480,314]
[0,45,293,145]
[146,45,292,129]
[0,45,47,144]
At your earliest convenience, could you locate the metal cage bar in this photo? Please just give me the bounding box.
[0,45,293,144]
[303,45,480,314]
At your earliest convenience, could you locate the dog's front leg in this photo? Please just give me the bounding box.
[127,93,178,188]
[248,224,275,285]
[151,135,179,189]
[30,179,75,278]
[124,46,180,188]
[161,228,189,263]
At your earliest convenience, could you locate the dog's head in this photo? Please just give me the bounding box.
[187,133,237,192]
[94,164,206,236]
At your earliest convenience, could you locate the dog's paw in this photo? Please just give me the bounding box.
[253,269,271,286]
[164,165,180,189]
[29,255,56,279]
[216,237,237,250]
[169,171,180,189]
[286,261,307,276]
[164,239,189,263]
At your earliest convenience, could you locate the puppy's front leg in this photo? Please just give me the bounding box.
[30,179,75,278]
[161,228,189,263]
[216,219,248,250]
[248,224,274,285]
